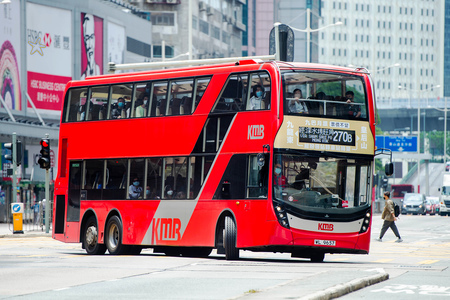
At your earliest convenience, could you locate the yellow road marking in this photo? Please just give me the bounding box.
[330,258,350,262]
[372,259,394,263]
[20,254,47,258]
[418,260,439,265]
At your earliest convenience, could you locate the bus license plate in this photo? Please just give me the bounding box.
[314,239,336,246]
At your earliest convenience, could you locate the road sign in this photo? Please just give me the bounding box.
[376,136,417,152]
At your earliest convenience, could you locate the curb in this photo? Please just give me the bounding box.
[0,233,52,238]
[299,272,389,300]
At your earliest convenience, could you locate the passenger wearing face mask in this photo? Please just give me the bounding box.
[136,96,148,118]
[111,97,127,119]
[165,185,174,199]
[273,163,287,187]
[248,85,265,110]
[129,177,143,199]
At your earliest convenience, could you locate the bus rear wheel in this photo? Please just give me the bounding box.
[105,216,127,255]
[83,216,106,255]
[224,216,239,260]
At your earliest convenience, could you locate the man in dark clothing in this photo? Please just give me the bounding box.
[377,191,403,242]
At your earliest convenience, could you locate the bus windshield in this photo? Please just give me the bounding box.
[273,153,371,211]
[282,70,368,120]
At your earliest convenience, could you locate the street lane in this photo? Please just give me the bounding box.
[1,214,450,299]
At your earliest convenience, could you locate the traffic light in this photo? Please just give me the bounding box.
[373,174,379,187]
[38,138,50,169]
[4,142,13,162]
[16,141,22,166]
[382,175,388,189]
[3,140,22,166]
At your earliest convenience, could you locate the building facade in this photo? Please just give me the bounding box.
[319,0,444,101]
[129,0,246,60]
[0,0,152,221]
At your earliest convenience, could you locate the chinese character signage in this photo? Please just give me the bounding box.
[275,116,374,155]
[26,2,72,111]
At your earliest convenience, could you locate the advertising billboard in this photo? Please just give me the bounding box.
[81,13,103,79]
[0,1,22,111]
[26,2,72,111]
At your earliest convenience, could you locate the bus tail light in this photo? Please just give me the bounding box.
[359,209,371,233]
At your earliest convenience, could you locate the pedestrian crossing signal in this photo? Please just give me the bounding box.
[38,138,50,169]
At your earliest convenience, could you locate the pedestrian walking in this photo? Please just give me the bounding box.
[377,191,403,242]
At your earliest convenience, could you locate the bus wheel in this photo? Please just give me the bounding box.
[224,216,239,260]
[83,216,106,255]
[105,216,126,255]
[310,253,325,263]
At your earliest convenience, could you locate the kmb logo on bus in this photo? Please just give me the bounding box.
[152,218,181,243]
[248,125,264,140]
[318,223,334,231]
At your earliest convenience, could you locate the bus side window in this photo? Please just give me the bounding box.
[213,75,244,113]
[152,81,169,116]
[247,72,271,111]
[129,158,145,199]
[83,160,104,200]
[109,84,133,119]
[170,79,193,115]
[103,159,127,200]
[64,87,88,122]
[247,154,268,198]
[193,76,211,112]
[146,158,162,199]
[89,85,109,121]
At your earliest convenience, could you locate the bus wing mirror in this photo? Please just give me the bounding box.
[385,162,394,176]
[257,153,265,167]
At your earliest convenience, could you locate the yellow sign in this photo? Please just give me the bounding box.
[274,116,374,155]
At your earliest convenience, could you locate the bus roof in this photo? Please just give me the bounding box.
[76,58,369,85]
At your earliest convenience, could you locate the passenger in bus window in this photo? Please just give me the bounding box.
[165,185,174,199]
[345,91,361,118]
[273,163,287,187]
[111,97,126,119]
[129,177,143,199]
[135,97,147,118]
[289,89,309,114]
[248,85,264,110]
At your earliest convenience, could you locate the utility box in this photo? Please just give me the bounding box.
[11,203,24,234]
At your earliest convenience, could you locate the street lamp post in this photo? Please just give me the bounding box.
[399,85,441,194]
[434,101,448,163]
[289,8,342,63]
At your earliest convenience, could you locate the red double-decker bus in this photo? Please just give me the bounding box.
[53,58,376,262]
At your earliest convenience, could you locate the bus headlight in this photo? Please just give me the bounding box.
[359,209,371,233]
[273,202,290,229]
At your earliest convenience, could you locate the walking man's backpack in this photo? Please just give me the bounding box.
[394,203,400,217]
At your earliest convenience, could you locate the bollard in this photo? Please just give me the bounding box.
[11,203,24,234]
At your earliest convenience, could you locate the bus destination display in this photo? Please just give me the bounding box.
[299,127,356,146]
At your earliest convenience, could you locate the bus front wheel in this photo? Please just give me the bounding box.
[105,216,127,255]
[83,216,106,255]
[224,216,239,260]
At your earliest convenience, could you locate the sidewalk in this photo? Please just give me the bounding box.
[0,222,51,238]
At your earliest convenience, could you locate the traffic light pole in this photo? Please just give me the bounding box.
[45,168,50,233]
[11,132,17,204]
[44,133,50,233]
